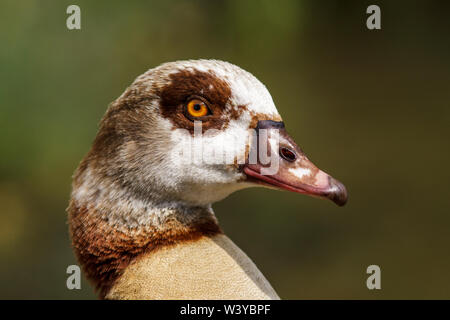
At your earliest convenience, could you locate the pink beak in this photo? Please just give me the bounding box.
[243,120,348,206]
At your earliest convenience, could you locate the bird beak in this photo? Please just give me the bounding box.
[243,120,348,206]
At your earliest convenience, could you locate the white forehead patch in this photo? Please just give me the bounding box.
[225,69,279,117]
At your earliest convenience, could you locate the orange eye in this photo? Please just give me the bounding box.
[186,99,209,118]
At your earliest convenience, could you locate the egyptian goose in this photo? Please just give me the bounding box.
[68,59,347,300]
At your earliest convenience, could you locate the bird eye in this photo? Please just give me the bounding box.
[186,99,210,118]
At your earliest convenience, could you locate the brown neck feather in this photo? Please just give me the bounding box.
[68,200,221,299]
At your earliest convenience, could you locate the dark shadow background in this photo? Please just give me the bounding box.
[0,0,449,299]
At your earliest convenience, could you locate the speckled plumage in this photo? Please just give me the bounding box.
[68,60,283,298]
[68,59,347,299]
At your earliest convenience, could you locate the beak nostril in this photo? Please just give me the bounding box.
[279,147,297,162]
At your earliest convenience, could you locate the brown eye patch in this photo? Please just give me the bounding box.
[158,69,233,133]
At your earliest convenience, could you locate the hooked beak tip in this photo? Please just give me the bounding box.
[327,176,348,206]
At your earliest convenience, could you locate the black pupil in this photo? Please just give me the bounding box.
[280,147,296,162]
[193,104,202,111]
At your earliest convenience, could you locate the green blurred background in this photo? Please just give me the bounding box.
[1,0,449,299]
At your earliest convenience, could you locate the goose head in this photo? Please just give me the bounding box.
[78,59,346,209]
[69,60,347,297]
